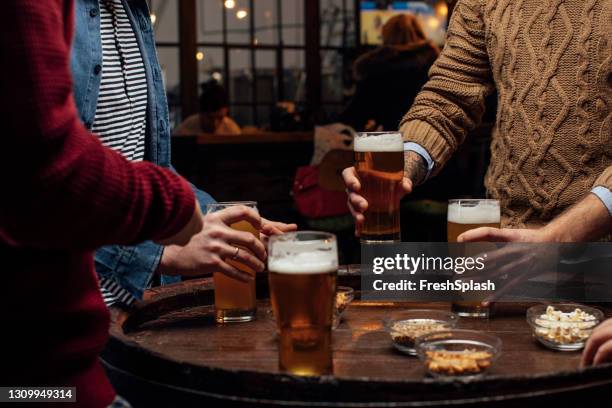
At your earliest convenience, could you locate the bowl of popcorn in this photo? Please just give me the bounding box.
[415,330,501,378]
[384,310,458,356]
[527,303,603,351]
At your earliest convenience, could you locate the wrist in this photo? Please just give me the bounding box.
[404,151,428,186]
[156,245,180,275]
[539,225,559,243]
[540,221,571,243]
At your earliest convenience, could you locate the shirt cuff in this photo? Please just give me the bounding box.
[591,186,612,217]
[404,142,435,180]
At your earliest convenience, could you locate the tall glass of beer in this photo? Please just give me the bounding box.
[206,201,259,323]
[268,231,338,376]
[354,132,404,243]
[447,199,500,318]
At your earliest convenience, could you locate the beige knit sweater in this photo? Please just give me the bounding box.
[400,0,611,228]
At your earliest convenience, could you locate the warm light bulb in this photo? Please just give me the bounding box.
[150,13,157,25]
[437,3,448,17]
[224,0,236,9]
[196,51,204,61]
[236,9,248,19]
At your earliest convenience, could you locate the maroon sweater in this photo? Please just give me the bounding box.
[0,1,196,406]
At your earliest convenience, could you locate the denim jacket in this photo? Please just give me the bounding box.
[71,0,215,299]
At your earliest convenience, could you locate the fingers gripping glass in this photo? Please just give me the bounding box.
[206,201,259,323]
[447,199,500,318]
[354,132,404,243]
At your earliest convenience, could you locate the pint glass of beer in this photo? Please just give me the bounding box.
[268,231,338,376]
[447,199,500,318]
[206,201,259,323]
[354,132,404,243]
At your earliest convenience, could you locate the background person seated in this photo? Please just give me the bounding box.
[340,14,439,131]
[175,80,241,135]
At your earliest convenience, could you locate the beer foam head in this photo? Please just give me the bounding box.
[268,239,338,274]
[354,132,403,152]
[448,201,500,224]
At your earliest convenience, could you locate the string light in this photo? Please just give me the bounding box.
[436,2,448,17]
[236,9,248,19]
[196,51,204,61]
[150,13,157,25]
[224,0,236,9]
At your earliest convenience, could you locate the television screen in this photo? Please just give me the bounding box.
[360,1,448,46]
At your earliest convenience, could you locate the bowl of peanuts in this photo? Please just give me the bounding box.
[527,303,603,351]
[415,329,501,378]
[384,310,458,356]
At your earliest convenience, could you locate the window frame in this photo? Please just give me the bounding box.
[149,0,360,127]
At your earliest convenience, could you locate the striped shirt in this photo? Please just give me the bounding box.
[93,0,149,307]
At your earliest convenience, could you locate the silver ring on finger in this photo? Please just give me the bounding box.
[231,246,240,260]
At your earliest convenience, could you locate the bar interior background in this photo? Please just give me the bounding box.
[147,0,497,264]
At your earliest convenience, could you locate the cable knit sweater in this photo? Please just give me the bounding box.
[400,0,612,227]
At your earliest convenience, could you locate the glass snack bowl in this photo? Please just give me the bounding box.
[527,303,603,351]
[415,329,502,378]
[384,310,458,356]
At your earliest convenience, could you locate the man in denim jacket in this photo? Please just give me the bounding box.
[71,0,293,306]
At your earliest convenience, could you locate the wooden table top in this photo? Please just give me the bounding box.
[119,281,607,381]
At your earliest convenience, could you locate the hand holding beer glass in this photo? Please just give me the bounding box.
[447,199,501,318]
[268,231,338,376]
[206,201,261,323]
[353,132,405,243]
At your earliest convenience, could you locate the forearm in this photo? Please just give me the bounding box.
[400,0,493,175]
[543,193,612,242]
[404,151,428,186]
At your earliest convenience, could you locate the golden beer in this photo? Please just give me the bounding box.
[447,199,500,318]
[206,202,259,323]
[268,232,338,376]
[354,132,404,243]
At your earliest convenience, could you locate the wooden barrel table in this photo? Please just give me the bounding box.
[102,268,612,407]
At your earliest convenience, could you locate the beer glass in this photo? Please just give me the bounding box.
[206,201,259,323]
[354,132,404,243]
[268,231,338,376]
[447,199,500,318]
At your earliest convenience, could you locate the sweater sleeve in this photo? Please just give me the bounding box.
[399,0,494,176]
[593,167,612,191]
[0,0,195,250]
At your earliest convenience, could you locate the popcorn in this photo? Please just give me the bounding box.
[390,319,452,349]
[425,349,493,375]
[534,306,598,346]
[335,291,352,314]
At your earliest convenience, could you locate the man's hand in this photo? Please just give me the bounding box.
[457,227,550,243]
[156,201,204,246]
[458,225,559,305]
[458,192,612,305]
[458,192,611,244]
[582,319,612,367]
[157,205,266,282]
[342,151,426,236]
